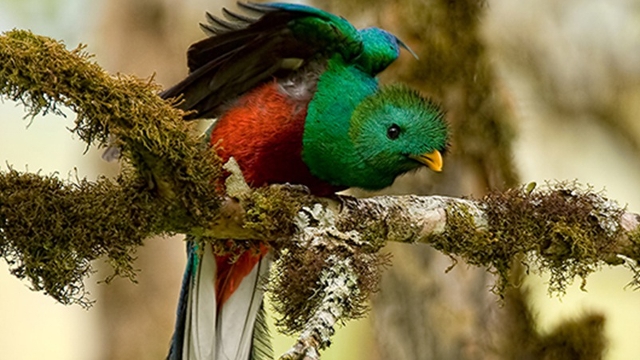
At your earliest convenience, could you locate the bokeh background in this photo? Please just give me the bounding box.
[2,0,640,359]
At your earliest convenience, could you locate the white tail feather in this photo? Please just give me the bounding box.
[183,244,271,360]
[216,255,270,360]
[184,244,217,359]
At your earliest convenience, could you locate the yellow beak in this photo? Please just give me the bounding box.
[410,150,443,172]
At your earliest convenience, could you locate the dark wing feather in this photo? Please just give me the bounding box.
[204,11,246,33]
[185,9,304,73]
[236,1,278,16]
[160,2,362,120]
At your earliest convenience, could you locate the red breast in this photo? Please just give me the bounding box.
[210,80,342,196]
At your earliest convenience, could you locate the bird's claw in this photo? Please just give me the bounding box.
[273,182,311,195]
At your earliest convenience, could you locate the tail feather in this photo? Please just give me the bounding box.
[170,239,272,360]
[216,254,271,359]
[250,302,274,360]
[185,242,218,359]
[168,240,197,360]
[215,245,268,309]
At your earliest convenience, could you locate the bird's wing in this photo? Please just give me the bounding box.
[159,2,363,119]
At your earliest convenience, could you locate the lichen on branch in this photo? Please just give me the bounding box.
[229,184,639,358]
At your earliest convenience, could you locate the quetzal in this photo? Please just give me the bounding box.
[163,3,449,360]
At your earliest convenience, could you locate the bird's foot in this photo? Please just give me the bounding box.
[272,182,311,195]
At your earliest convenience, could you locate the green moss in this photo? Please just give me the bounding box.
[429,183,625,295]
[267,242,389,334]
[240,185,318,240]
[0,169,168,306]
[335,196,404,252]
[0,30,223,230]
[242,192,390,334]
[0,30,228,305]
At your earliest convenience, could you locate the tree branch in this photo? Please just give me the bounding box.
[230,182,638,359]
[0,29,223,231]
[213,184,640,287]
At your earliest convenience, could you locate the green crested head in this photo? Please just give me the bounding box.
[346,84,448,189]
[302,82,448,191]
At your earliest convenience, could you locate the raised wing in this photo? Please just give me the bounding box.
[160,2,364,120]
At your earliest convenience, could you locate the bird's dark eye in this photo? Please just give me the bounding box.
[387,124,401,140]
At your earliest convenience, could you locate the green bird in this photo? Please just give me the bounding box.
[164,3,449,360]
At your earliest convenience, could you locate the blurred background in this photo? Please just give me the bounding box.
[2,0,640,359]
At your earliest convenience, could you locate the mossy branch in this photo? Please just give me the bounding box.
[0,29,230,305]
[209,182,640,299]
[0,29,222,231]
[2,30,640,359]
[210,183,640,359]
[0,169,165,306]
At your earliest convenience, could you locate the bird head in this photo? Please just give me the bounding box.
[348,84,448,187]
